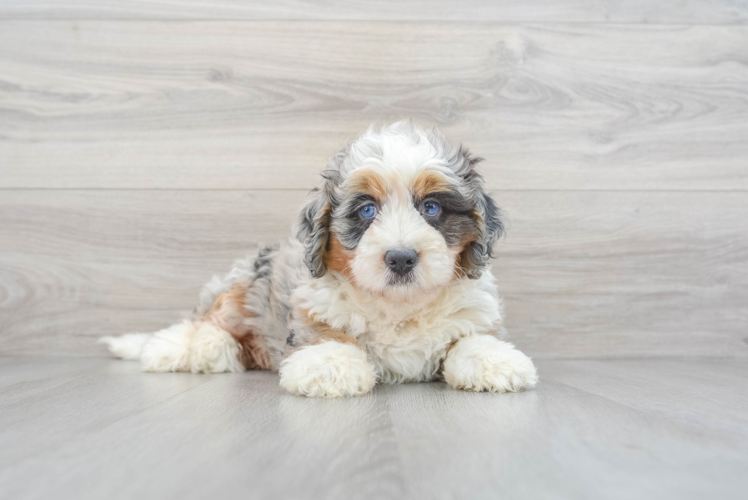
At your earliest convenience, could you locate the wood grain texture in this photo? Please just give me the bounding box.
[1,357,746,500]
[1,0,747,23]
[2,4,747,498]
[388,358,748,500]
[2,22,748,190]
[1,189,746,358]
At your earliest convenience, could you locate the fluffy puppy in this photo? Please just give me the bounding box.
[101,122,538,397]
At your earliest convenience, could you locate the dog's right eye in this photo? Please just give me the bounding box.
[360,204,377,219]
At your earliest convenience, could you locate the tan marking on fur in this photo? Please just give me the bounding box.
[313,325,359,346]
[453,245,469,279]
[236,334,274,370]
[204,282,252,336]
[445,338,461,357]
[347,169,387,200]
[204,281,272,370]
[325,234,355,278]
[437,338,462,378]
[454,239,477,279]
[298,307,359,346]
[472,209,484,226]
[412,169,452,199]
[320,203,333,231]
[454,209,483,279]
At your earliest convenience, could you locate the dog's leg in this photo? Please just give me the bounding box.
[443,335,538,393]
[188,322,246,374]
[100,282,269,373]
[100,320,245,374]
[100,321,197,372]
[137,321,198,373]
[279,324,375,398]
[98,333,151,361]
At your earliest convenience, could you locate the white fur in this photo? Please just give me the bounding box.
[350,193,458,295]
[443,335,538,393]
[341,124,459,185]
[339,128,464,295]
[189,323,245,374]
[286,126,514,389]
[292,270,504,384]
[279,342,376,398]
[102,122,537,398]
[99,333,150,360]
[102,321,244,374]
[139,321,196,372]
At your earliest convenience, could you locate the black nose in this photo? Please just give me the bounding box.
[384,249,419,276]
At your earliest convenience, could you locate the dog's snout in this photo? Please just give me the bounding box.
[384,249,419,276]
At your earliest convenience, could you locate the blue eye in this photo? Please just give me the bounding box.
[360,204,377,219]
[423,201,440,216]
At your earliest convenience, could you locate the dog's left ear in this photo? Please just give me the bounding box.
[461,165,505,279]
[296,170,340,278]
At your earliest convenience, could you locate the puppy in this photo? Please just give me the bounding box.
[101,122,538,397]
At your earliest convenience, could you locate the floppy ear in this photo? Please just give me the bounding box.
[462,190,504,279]
[458,157,505,279]
[296,170,341,278]
[296,189,332,278]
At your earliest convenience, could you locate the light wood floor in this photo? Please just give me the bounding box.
[1,357,746,500]
[1,2,747,498]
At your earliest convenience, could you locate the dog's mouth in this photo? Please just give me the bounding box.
[386,271,418,287]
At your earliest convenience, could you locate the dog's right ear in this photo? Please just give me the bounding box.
[296,170,341,278]
[296,189,331,278]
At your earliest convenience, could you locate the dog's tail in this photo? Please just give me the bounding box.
[99,333,150,361]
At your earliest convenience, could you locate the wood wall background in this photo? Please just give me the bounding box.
[1,1,747,358]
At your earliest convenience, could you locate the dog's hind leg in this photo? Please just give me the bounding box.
[100,281,271,374]
[101,321,199,372]
[101,243,285,373]
[99,332,151,361]
[100,319,244,374]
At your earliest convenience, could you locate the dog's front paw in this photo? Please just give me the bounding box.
[279,341,376,398]
[444,335,538,393]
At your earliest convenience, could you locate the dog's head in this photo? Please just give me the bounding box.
[297,122,503,297]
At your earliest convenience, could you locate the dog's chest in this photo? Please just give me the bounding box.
[292,275,503,381]
[356,316,457,383]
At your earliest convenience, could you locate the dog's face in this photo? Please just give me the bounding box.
[297,123,503,298]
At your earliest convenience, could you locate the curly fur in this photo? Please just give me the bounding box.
[101,122,536,398]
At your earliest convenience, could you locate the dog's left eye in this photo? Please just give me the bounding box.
[423,201,440,216]
[360,204,377,219]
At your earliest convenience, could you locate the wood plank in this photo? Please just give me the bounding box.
[0,357,210,429]
[1,189,746,358]
[541,359,748,437]
[0,364,403,500]
[385,359,748,500]
[1,358,746,500]
[0,0,746,23]
[2,22,747,190]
